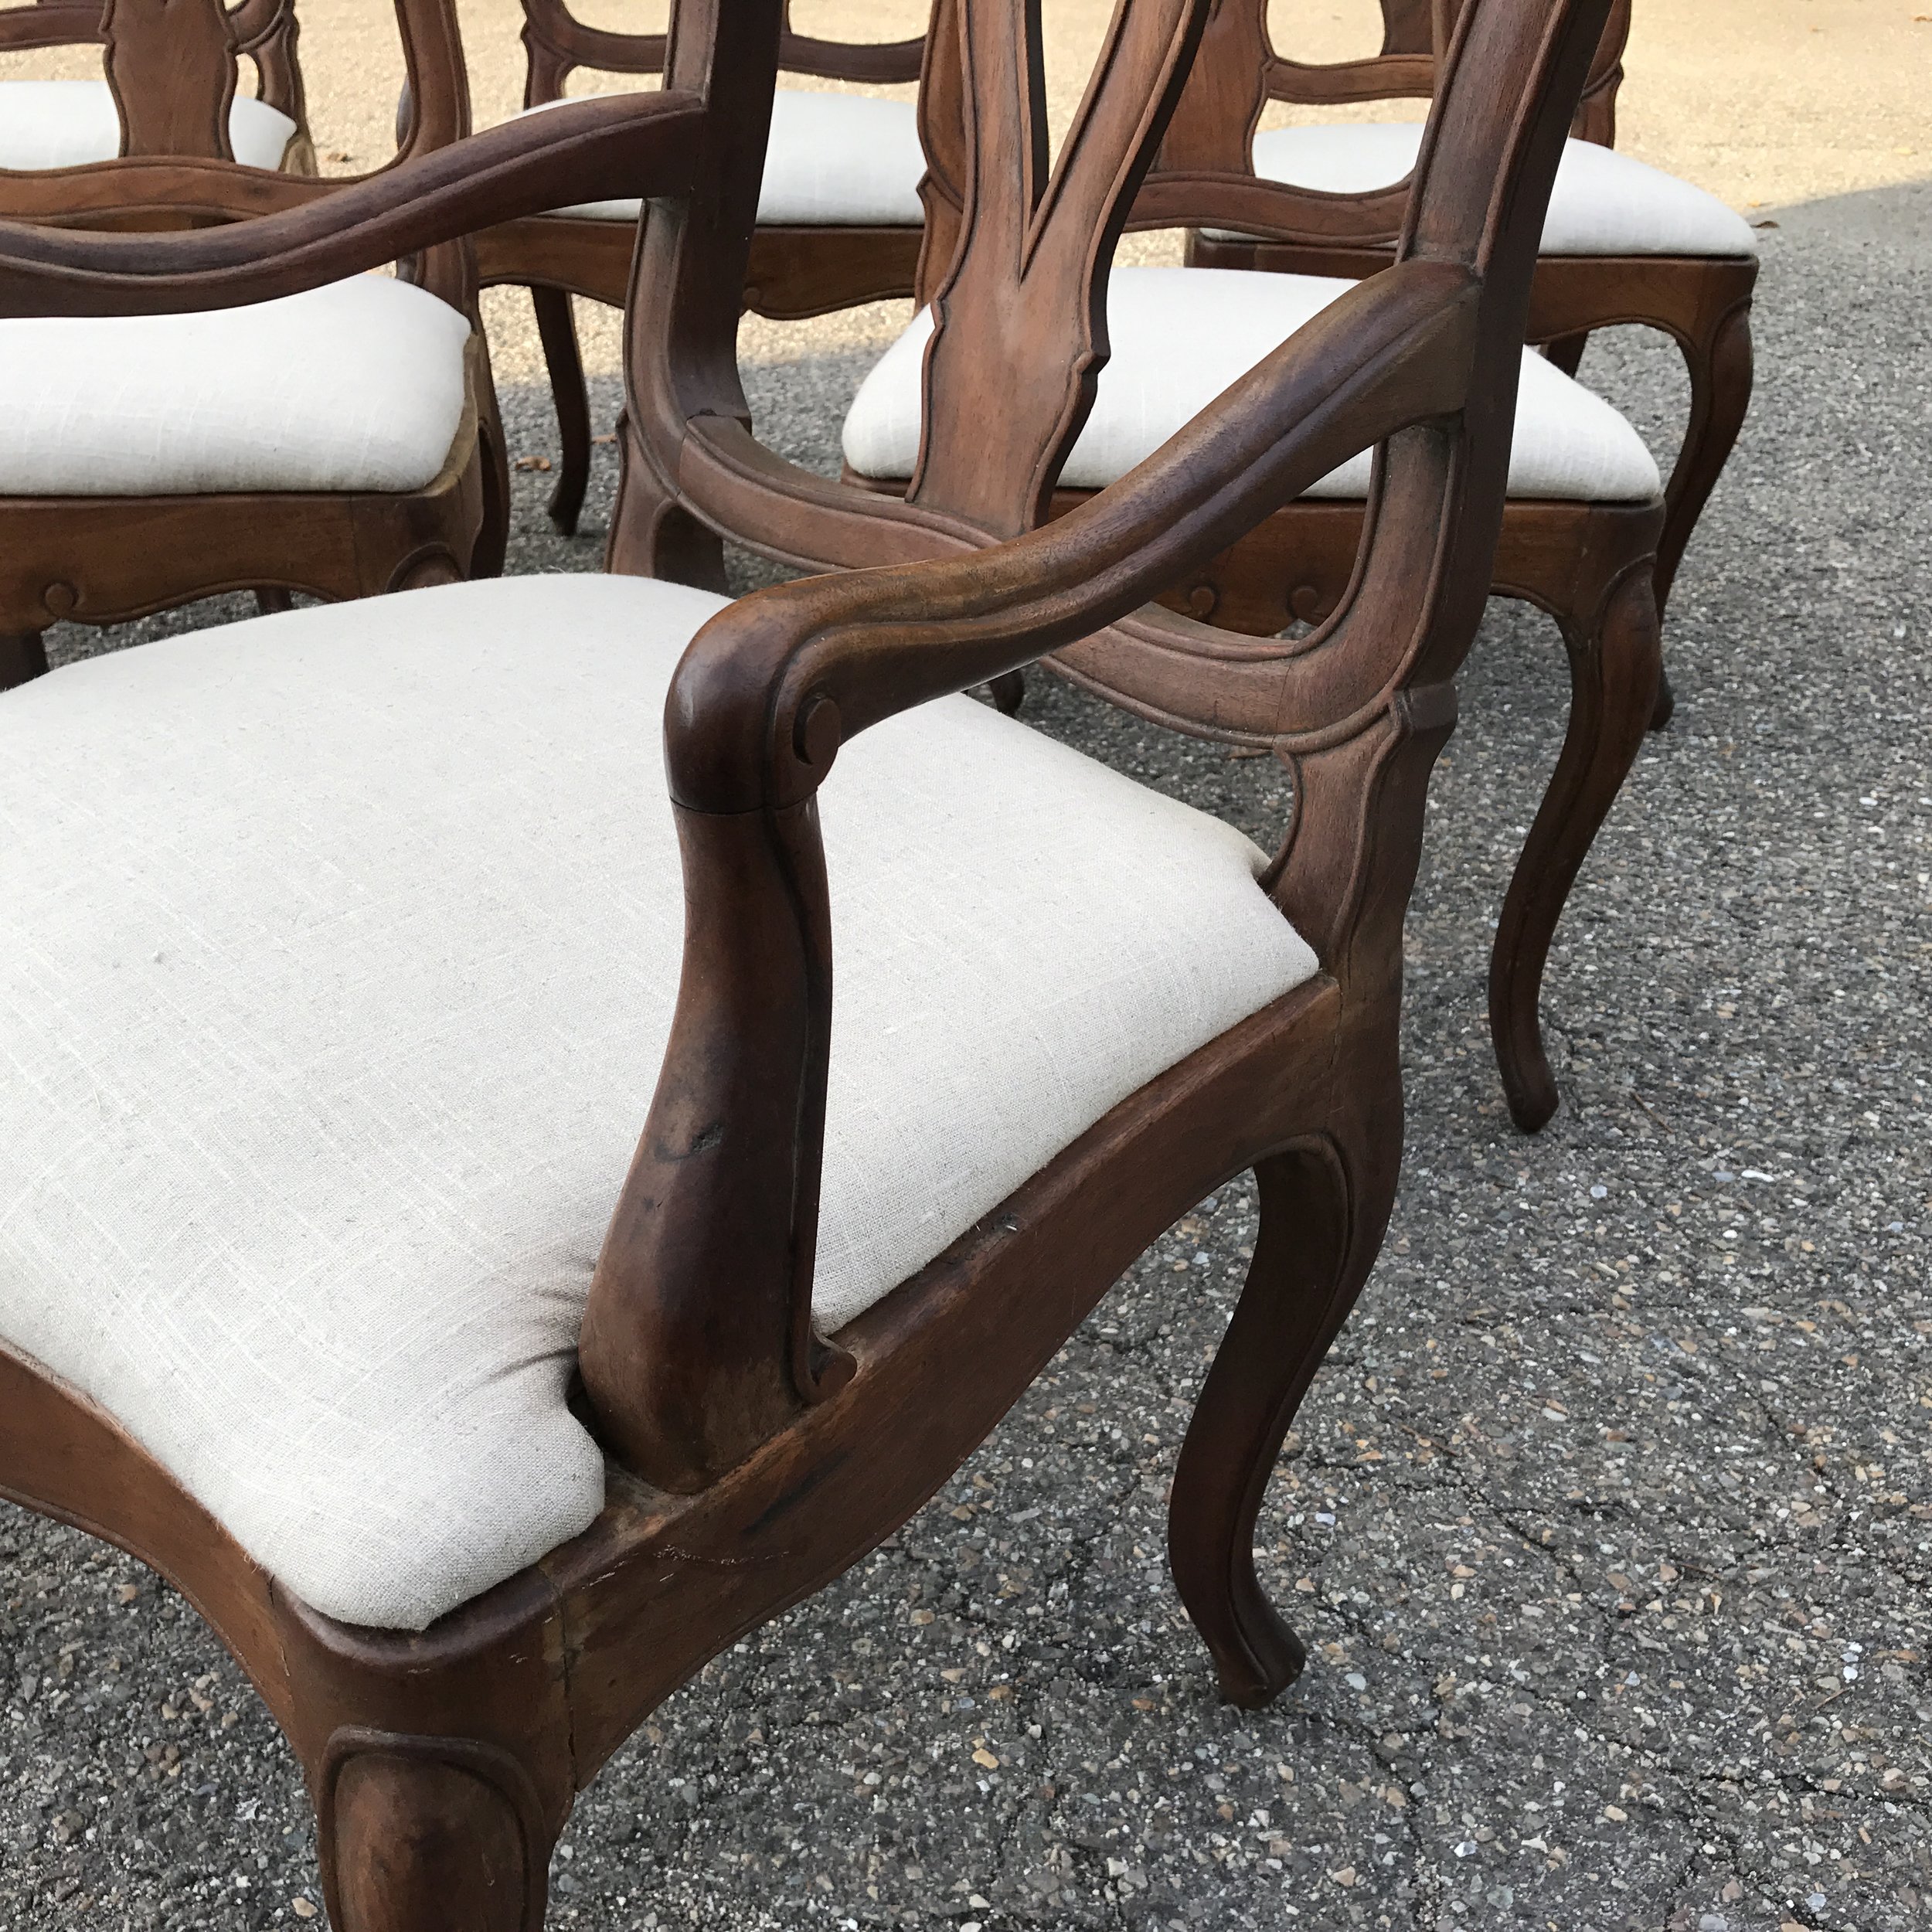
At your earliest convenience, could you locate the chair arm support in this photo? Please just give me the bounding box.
[666,258,1478,815]
[577,260,1477,1492]
[0,91,705,316]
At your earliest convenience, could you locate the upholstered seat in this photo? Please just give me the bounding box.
[1219,123,1757,259]
[0,573,1317,1631]
[0,275,471,496]
[534,87,926,225]
[0,77,298,172]
[842,264,1662,501]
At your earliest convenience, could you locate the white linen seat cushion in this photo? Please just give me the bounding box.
[0,78,297,172]
[1211,122,1756,259]
[0,276,471,496]
[534,87,926,225]
[0,574,1318,1633]
[842,265,1662,502]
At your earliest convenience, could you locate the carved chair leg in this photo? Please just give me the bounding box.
[1,630,49,689]
[1488,563,1662,1133]
[987,669,1026,715]
[1542,329,1589,377]
[531,286,594,539]
[606,439,729,592]
[1654,297,1754,633]
[257,590,295,617]
[472,372,514,583]
[1169,1114,1397,1709]
[318,1731,559,1932]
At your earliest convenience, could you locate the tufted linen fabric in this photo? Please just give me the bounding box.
[842,265,1662,502]
[0,78,297,172]
[1213,122,1757,259]
[533,87,927,226]
[0,275,471,497]
[0,574,1318,1632]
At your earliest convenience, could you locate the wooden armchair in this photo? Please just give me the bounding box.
[473,0,929,538]
[0,0,312,174]
[0,0,503,692]
[1169,0,1757,653]
[0,0,1614,1923]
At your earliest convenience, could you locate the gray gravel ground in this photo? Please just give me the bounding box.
[5,185,1931,1932]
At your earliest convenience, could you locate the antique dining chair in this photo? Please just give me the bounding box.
[0,0,505,692]
[473,0,929,537]
[633,0,1664,1134]
[1166,0,1757,677]
[0,0,1614,1921]
[0,0,313,174]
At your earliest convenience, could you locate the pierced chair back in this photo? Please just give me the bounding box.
[519,0,925,104]
[0,0,464,301]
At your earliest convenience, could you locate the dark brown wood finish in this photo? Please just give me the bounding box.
[473,0,929,536]
[1164,0,1749,637]
[0,0,315,170]
[649,0,1667,1132]
[0,0,1615,1922]
[0,0,508,682]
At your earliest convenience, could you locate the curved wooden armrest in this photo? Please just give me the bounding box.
[0,90,702,315]
[584,257,1479,1492]
[668,259,1478,815]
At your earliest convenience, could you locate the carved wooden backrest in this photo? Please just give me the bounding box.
[1158,0,1629,181]
[0,0,469,301]
[0,0,308,161]
[518,0,923,107]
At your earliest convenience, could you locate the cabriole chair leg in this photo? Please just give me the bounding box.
[1,629,49,689]
[1168,1106,1399,1709]
[318,1732,560,1932]
[532,285,594,539]
[1647,295,1753,735]
[1488,559,1662,1132]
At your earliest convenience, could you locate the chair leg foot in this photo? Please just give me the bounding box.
[988,669,1026,716]
[256,590,295,617]
[1489,564,1662,1134]
[318,1731,557,1932]
[0,630,48,690]
[1648,662,1676,732]
[1169,1121,1396,1708]
[532,287,593,539]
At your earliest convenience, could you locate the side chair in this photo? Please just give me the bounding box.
[473,0,929,538]
[0,0,505,693]
[0,0,1616,1923]
[0,0,313,174]
[1165,0,1758,666]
